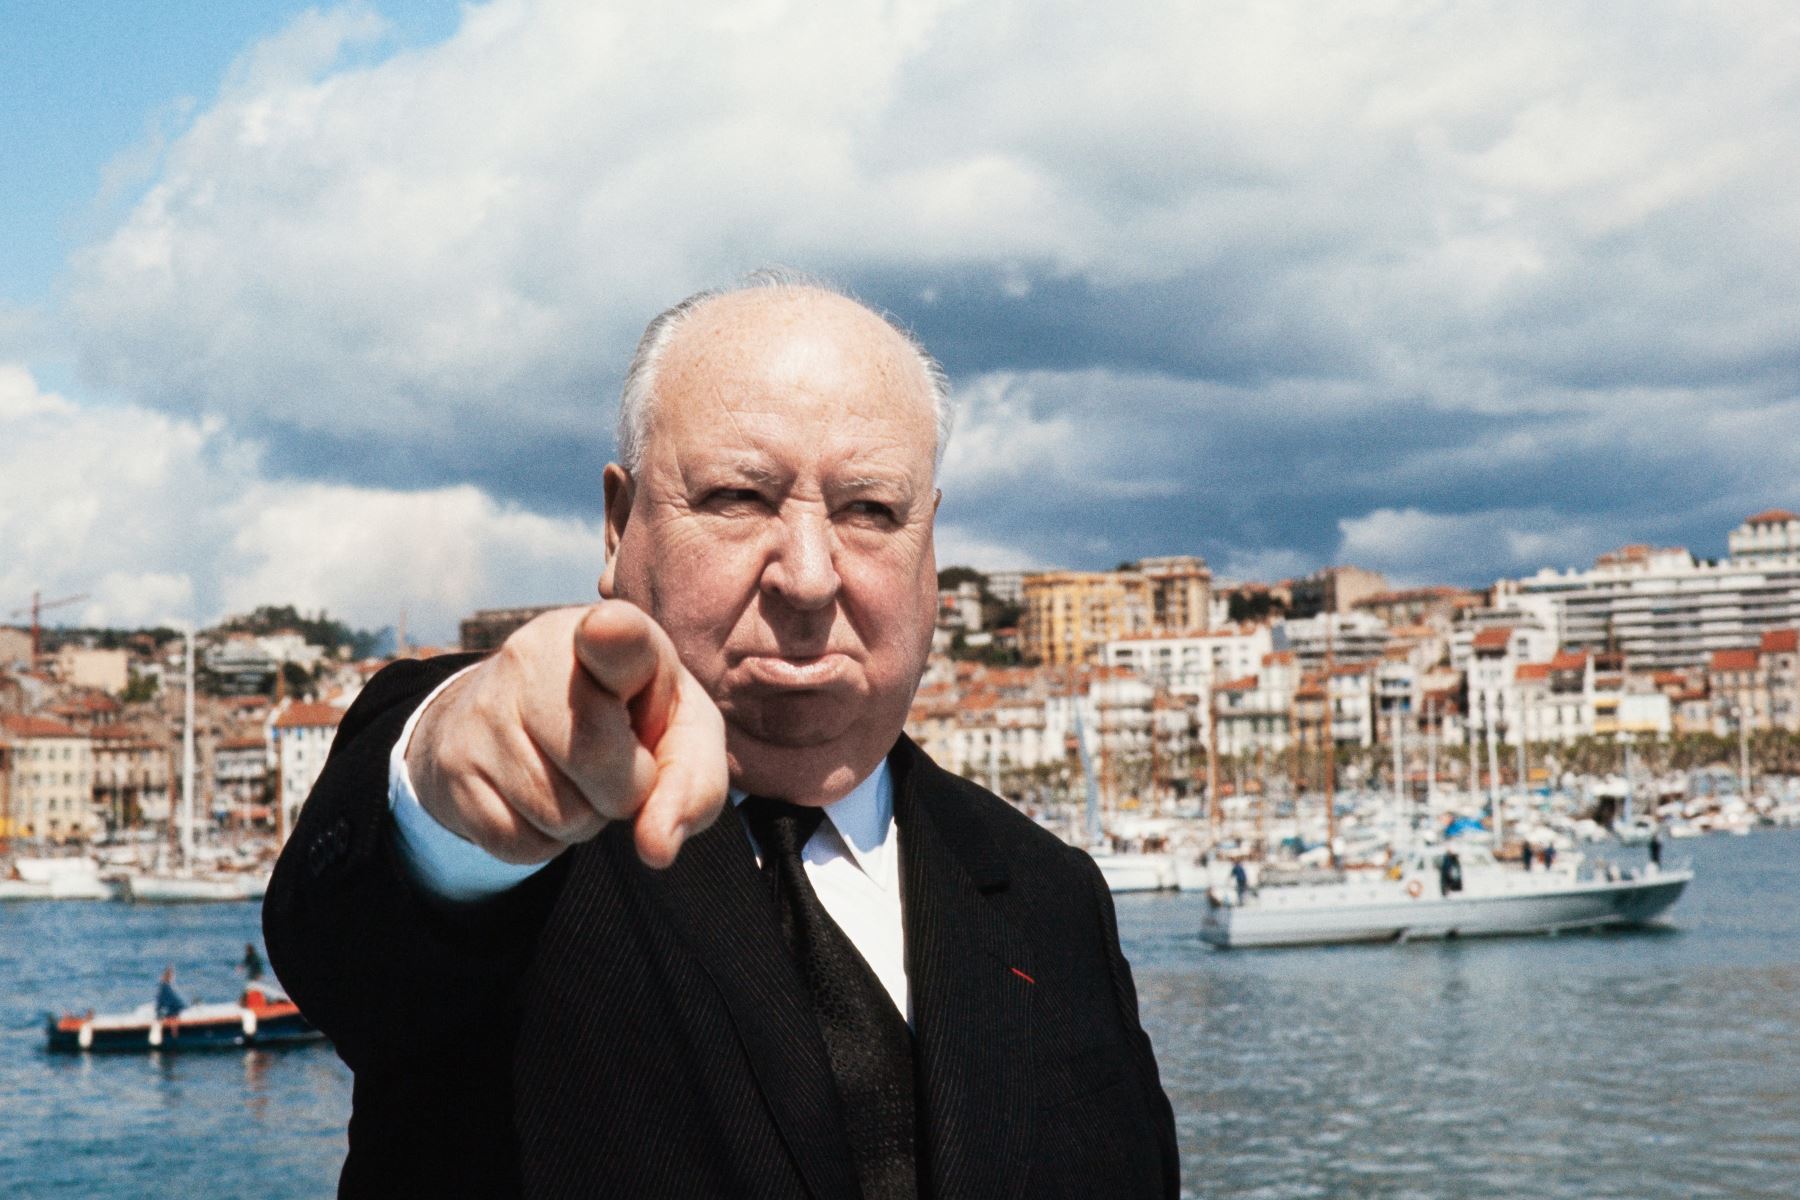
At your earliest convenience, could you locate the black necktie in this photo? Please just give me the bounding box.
[739,796,919,1200]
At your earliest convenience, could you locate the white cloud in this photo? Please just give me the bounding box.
[0,365,600,640]
[1215,546,1316,586]
[64,0,1800,479]
[1335,506,1614,584]
[22,0,1800,597]
[939,373,1083,491]
[933,522,1044,572]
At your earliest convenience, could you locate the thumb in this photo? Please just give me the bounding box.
[573,601,679,748]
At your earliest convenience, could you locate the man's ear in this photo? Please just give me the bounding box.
[600,463,634,598]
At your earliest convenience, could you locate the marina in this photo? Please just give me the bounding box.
[2,828,1795,1196]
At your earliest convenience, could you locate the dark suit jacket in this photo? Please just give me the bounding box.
[265,654,1180,1198]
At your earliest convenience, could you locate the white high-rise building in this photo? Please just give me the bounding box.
[1502,510,1800,672]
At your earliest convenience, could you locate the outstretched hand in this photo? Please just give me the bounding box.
[406,601,729,869]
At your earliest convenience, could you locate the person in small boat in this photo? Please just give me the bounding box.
[242,942,264,981]
[1439,848,1463,896]
[155,966,186,1019]
[1649,828,1663,868]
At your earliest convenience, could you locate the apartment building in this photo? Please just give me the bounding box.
[215,736,272,824]
[1512,652,1596,745]
[1131,556,1213,635]
[1101,625,1273,698]
[1506,511,1800,671]
[1279,611,1391,673]
[1021,557,1211,666]
[0,715,96,841]
[1352,586,1482,628]
[1288,565,1388,618]
[270,701,346,829]
[1211,651,1302,758]
[1706,628,1800,733]
[90,724,170,832]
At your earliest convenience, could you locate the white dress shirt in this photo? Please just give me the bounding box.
[387,674,911,1020]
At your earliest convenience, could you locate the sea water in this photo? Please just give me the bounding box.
[3,829,1796,1198]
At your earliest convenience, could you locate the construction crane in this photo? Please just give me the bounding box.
[8,590,90,660]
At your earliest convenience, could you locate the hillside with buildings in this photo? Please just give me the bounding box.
[4,511,1798,845]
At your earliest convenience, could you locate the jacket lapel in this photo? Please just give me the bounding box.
[893,740,1035,1200]
[638,808,861,1200]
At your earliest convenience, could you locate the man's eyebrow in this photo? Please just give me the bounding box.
[690,458,784,487]
[836,473,912,493]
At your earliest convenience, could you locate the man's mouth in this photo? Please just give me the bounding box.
[738,653,857,690]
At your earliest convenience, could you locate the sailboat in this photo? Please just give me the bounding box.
[1071,691,1182,894]
[120,625,267,903]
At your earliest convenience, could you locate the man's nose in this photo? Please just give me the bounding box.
[761,510,840,611]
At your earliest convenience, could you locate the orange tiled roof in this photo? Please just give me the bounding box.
[1745,508,1798,526]
[272,702,345,730]
[1471,627,1513,650]
[1709,648,1759,673]
[0,714,83,738]
[89,724,151,741]
[1513,663,1551,682]
[1759,629,1798,654]
[1549,651,1590,672]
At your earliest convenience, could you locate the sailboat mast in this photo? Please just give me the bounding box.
[1206,680,1220,846]
[1425,699,1438,820]
[1323,616,1336,866]
[1391,702,1404,810]
[1484,691,1503,849]
[181,624,196,866]
[1071,676,1101,846]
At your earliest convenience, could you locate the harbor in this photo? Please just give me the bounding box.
[2,827,1794,1197]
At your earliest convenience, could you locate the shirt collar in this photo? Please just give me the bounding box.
[730,758,894,882]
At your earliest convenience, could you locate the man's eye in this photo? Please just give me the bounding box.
[703,488,765,508]
[845,500,897,522]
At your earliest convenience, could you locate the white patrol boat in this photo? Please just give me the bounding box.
[1201,843,1692,949]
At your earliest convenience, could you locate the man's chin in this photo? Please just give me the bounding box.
[723,713,886,805]
[724,694,857,749]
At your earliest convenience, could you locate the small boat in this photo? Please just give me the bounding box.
[1202,842,1692,949]
[121,870,268,903]
[46,983,323,1053]
[0,857,119,901]
[1090,850,1180,894]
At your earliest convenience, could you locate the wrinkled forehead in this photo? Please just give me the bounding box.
[646,289,938,464]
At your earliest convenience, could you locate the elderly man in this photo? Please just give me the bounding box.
[265,276,1179,1199]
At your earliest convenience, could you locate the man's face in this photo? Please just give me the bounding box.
[602,289,941,804]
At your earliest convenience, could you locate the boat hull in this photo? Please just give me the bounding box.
[123,873,267,903]
[1091,852,1180,894]
[1202,869,1693,949]
[46,989,323,1053]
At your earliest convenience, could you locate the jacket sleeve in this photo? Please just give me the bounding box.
[262,654,568,1074]
[1080,849,1183,1198]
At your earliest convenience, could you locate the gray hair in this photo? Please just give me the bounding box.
[615,268,953,475]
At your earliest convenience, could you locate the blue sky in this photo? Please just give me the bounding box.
[0,2,458,305]
[4,1,1800,639]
